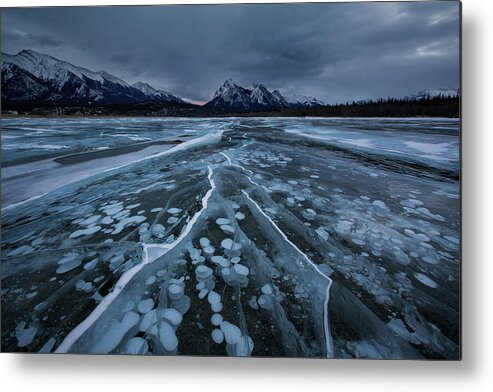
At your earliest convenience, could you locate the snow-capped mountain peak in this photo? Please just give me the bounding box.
[206,80,322,111]
[2,49,186,105]
[132,81,159,96]
[212,78,245,99]
[281,92,325,107]
[132,81,183,103]
[412,88,459,99]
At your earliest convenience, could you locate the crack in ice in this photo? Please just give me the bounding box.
[242,189,334,358]
[55,165,217,353]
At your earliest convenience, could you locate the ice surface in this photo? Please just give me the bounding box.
[1,117,459,359]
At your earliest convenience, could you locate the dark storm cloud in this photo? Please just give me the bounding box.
[1,2,460,104]
[2,28,63,48]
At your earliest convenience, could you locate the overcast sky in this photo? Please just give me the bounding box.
[1,2,460,104]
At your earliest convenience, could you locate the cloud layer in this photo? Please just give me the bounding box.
[1,2,460,104]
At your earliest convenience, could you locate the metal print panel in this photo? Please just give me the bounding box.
[0,1,461,359]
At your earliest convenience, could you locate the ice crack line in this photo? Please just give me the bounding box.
[55,165,216,353]
[242,190,334,358]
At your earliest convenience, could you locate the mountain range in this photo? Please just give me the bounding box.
[205,79,325,111]
[1,49,457,114]
[1,49,184,106]
[1,50,324,111]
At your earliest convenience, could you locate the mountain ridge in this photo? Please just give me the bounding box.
[1,49,184,106]
[205,78,324,111]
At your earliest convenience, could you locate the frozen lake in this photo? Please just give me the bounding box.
[1,117,460,358]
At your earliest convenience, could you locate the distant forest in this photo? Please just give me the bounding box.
[245,95,460,118]
[3,94,460,118]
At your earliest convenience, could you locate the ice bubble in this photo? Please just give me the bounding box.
[167,216,179,224]
[81,215,101,226]
[234,264,249,276]
[221,239,242,251]
[352,238,366,246]
[75,280,93,293]
[167,208,182,215]
[220,225,235,234]
[158,320,178,352]
[139,309,157,332]
[414,273,438,289]
[261,284,273,295]
[168,284,184,300]
[112,216,146,235]
[235,212,245,220]
[221,238,233,250]
[316,228,329,240]
[145,276,156,286]
[211,255,229,268]
[199,237,211,248]
[207,290,221,306]
[372,200,388,209]
[212,328,224,344]
[103,204,124,216]
[220,321,242,345]
[34,301,48,312]
[56,258,81,274]
[69,225,101,239]
[26,291,38,299]
[422,255,439,265]
[84,257,98,270]
[126,203,141,210]
[15,321,37,347]
[211,313,223,326]
[235,335,254,356]
[122,337,148,355]
[137,298,154,314]
[198,289,209,299]
[113,209,131,220]
[151,207,163,213]
[257,294,275,310]
[231,256,241,264]
[196,265,213,280]
[150,224,165,236]
[102,216,114,225]
[162,308,183,326]
[248,296,259,310]
[221,268,231,277]
[216,218,230,225]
